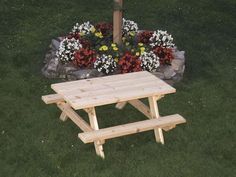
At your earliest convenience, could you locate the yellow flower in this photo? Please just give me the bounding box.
[113,47,118,51]
[99,45,108,51]
[140,47,146,54]
[136,52,140,56]
[95,32,103,38]
[140,47,145,52]
[79,32,85,36]
[111,43,116,47]
[108,55,112,58]
[131,49,135,52]
[138,43,144,46]
[125,42,130,46]
[129,31,135,36]
[114,58,119,62]
[90,27,96,33]
[103,46,108,51]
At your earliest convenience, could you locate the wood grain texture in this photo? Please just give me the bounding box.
[78,114,186,143]
[87,107,105,158]
[148,96,164,144]
[42,94,63,104]
[57,102,92,132]
[51,71,176,110]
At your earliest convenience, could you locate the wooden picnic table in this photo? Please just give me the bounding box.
[42,71,186,158]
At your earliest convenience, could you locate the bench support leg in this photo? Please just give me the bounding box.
[87,107,105,159]
[59,112,68,121]
[115,102,127,109]
[57,102,93,132]
[148,96,164,144]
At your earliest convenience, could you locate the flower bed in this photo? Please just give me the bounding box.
[42,19,185,85]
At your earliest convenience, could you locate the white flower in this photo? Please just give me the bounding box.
[71,21,95,35]
[150,30,175,48]
[94,54,117,74]
[56,38,82,63]
[139,51,160,72]
[122,18,138,36]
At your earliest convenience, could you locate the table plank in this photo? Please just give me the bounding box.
[52,74,157,94]
[64,79,164,100]
[51,71,176,110]
[52,71,151,91]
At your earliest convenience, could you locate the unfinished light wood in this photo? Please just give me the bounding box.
[42,94,63,104]
[163,125,176,132]
[78,114,186,143]
[42,71,186,158]
[128,99,152,119]
[59,112,68,122]
[53,74,164,96]
[87,107,105,158]
[51,71,176,110]
[52,71,151,90]
[155,95,164,101]
[148,96,164,144]
[115,102,127,109]
[57,102,93,132]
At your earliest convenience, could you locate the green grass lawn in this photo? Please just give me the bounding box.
[0,0,235,176]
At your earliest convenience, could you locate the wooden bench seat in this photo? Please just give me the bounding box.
[42,94,63,104]
[78,114,186,144]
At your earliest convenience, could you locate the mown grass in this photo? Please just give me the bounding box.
[0,0,235,176]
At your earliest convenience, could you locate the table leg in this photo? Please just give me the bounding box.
[148,96,164,144]
[87,107,105,159]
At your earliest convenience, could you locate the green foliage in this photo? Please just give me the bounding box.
[0,0,236,176]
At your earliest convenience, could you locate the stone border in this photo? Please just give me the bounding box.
[42,37,185,85]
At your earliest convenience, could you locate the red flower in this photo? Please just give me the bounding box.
[95,22,113,36]
[67,32,81,40]
[67,32,91,49]
[137,31,154,44]
[73,48,96,68]
[118,52,142,73]
[153,47,174,65]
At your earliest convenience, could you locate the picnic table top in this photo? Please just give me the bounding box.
[51,71,176,110]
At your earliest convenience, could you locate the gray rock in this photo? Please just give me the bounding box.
[58,74,67,79]
[156,65,166,73]
[91,70,105,78]
[172,73,183,82]
[171,59,185,73]
[51,39,60,51]
[67,74,77,81]
[43,53,52,64]
[42,70,58,78]
[48,58,59,71]
[165,80,174,86]
[43,50,56,64]
[173,50,185,60]
[163,66,176,79]
[67,69,104,80]
[152,71,165,79]
[41,58,59,78]
[57,37,64,41]
[57,62,77,74]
